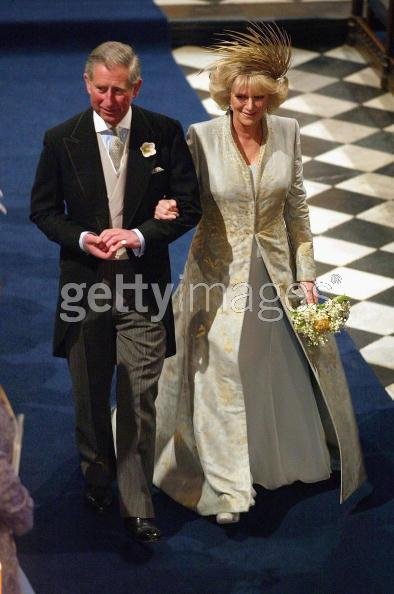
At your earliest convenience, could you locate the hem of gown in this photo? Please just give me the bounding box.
[196,470,332,514]
[252,470,332,491]
[197,497,256,516]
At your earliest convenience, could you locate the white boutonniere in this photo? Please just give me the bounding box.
[140,142,156,158]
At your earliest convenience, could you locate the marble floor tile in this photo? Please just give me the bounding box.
[173,46,215,69]
[324,45,367,64]
[201,97,225,116]
[361,336,394,370]
[364,93,394,113]
[317,266,394,299]
[317,80,382,103]
[356,131,394,154]
[300,135,339,157]
[186,70,210,92]
[375,162,394,177]
[335,105,394,129]
[300,118,375,144]
[195,89,210,103]
[308,206,352,234]
[287,69,336,93]
[316,144,393,172]
[347,301,394,335]
[276,108,321,127]
[380,242,394,253]
[304,180,331,198]
[386,383,394,399]
[313,236,375,266]
[291,47,320,68]
[357,202,394,229]
[372,286,394,307]
[282,93,356,118]
[308,188,384,214]
[297,56,364,78]
[336,173,393,200]
[369,363,394,387]
[346,326,384,350]
[324,218,394,248]
[350,249,394,277]
[344,67,381,88]
[303,159,361,185]
[315,261,334,277]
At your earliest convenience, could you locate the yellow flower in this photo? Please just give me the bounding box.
[313,317,330,333]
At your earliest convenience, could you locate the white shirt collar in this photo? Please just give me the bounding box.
[93,107,132,133]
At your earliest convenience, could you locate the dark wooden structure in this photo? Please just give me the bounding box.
[349,0,393,89]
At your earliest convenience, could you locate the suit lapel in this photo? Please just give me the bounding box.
[123,106,158,229]
[63,109,109,231]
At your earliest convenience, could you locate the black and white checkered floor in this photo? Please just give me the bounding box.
[172,43,394,397]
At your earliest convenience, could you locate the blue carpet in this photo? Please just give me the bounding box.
[1,2,393,593]
[0,1,165,23]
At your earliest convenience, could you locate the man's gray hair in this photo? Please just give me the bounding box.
[85,41,141,86]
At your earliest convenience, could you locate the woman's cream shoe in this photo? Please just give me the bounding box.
[216,512,240,524]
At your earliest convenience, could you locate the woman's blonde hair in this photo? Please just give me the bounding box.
[209,69,289,112]
[207,22,291,112]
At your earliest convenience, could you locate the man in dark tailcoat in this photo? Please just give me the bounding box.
[30,41,201,542]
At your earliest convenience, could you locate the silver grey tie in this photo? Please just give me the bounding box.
[109,127,124,172]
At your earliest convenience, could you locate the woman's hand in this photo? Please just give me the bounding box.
[154,198,179,220]
[300,281,319,305]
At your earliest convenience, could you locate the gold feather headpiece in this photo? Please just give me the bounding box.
[208,21,292,81]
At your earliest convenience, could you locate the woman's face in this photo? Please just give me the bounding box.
[230,79,269,128]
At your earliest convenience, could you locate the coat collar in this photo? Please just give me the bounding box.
[63,109,109,231]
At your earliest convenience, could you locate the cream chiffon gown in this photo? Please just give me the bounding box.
[239,165,330,491]
[154,136,331,516]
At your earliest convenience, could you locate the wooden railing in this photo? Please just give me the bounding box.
[349,0,393,89]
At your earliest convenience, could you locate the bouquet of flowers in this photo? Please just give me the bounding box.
[290,295,350,347]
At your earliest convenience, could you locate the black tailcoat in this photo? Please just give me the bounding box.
[31,106,201,357]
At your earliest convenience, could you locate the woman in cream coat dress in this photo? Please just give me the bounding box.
[154,24,366,522]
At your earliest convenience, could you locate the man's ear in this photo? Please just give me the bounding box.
[83,73,91,95]
[131,79,143,99]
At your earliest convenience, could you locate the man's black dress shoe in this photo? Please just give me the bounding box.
[124,517,161,543]
[84,486,113,514]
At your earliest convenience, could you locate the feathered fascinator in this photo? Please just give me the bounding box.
[208,21,292,82]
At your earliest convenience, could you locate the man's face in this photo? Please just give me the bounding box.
[84,63,142,127]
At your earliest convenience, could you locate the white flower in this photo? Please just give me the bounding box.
[140,142,156,158]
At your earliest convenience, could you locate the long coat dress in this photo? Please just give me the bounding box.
[153,113,366,516]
